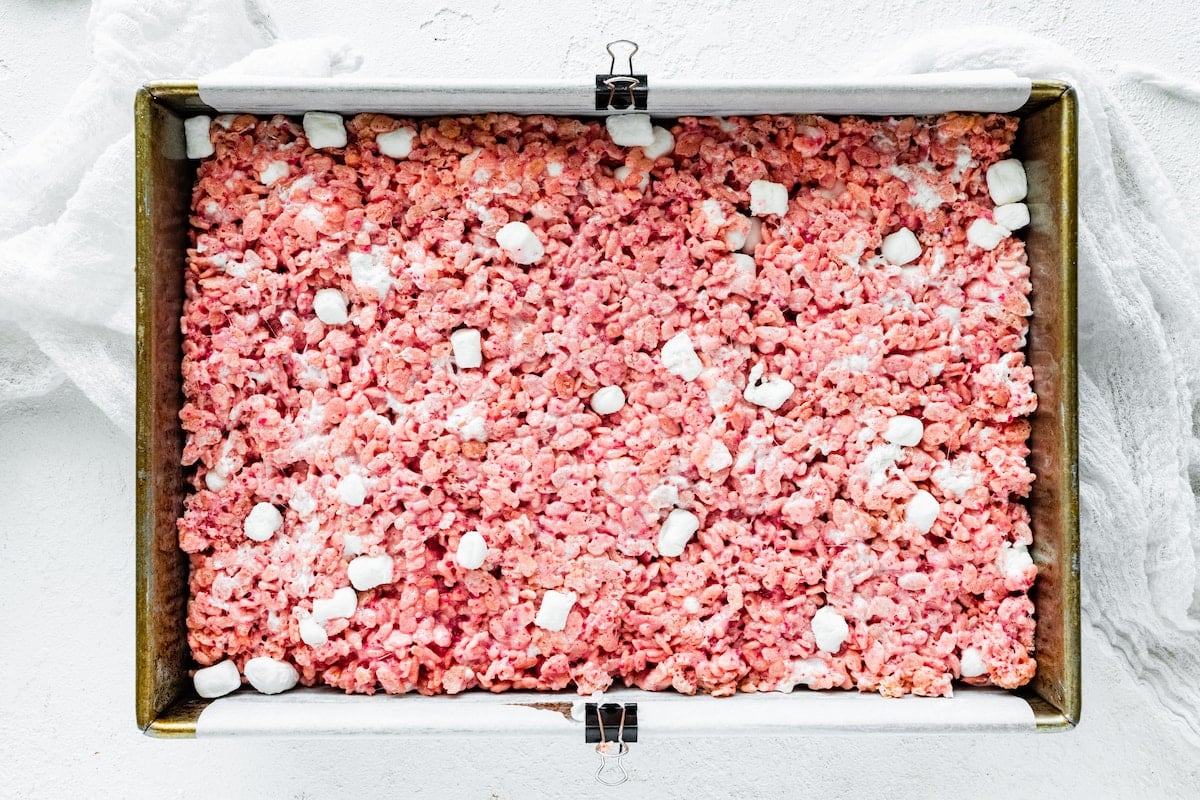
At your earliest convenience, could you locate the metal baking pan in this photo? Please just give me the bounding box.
[135,76,1078,737]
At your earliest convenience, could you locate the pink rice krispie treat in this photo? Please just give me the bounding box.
[179,108,1036,699]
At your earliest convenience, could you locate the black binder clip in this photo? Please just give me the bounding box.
[585,702,636,786]
[596,40,648,111]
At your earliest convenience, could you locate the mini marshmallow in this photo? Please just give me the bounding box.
[303,111,347,149]
[811,606,850,653]
[450,328,483,369]
[347,554,394,591]
[614,165,649,190]
[682,596,701,614]
[311,586,357,622]
[312,288,349,325]
[376,126,417,158]
[455,530,487,569]
[643,125,675,159]
[605,113,654,147]
[999,542,1035,578]
[881,227,922,266]
[705,440,734,473]
[184,116,214,159]
[993,202,1030,231]
[496,221,545,265]
[534,589,578,632]
[661,332,703,381]
[590,385,626,415]
[258,160,289,186]
[658,508,700,557]
[883,415,924,447]
[749,180,789,216]
[337,474,366,507]
[744,362,795,411]
[905,490,940,533]
[966,218,1008,251]
[986,158,1027,205]
[193,660,241,699]
[205,471,228,491]
[243,502,283,542]
[732,253,757,277]
[244,656,299,695]
[298,617,328,647]
[960,647,988,678]
[546,161,563,177]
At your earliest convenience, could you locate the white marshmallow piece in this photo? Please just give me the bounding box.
[342,533,364,558]
[243,502,283,542]
[606,113,654,147]
[205,471,229,491]
[883,415,924,447]
[193,660,241,699]
[337,474,366,507]
[661,332,703,381]
[450,328,483,369]
[966,218,1009,251]
[658,508,700,558]
[960,647,988,678]
[496,221,545,265]
[614,165,649,191]
[999,542,1035,579]
[743,362,795,411]
[993,202,1030,231]
[376,127,417,158]
[312,288,349,325]
[749,180,789,217]
[682,596,701,614]
[455,530,487,570]
[244,656,299,695]
[811,606,850,653]
[311,586,357,623]
[643,125,675,159]
[590,385,626,415]
[347,554,394,591]
[705,440,734,473]
[298,617,328,647]
[303,111,347,150]
[259,160,289,186]
[881,227,922,266]
[905,490,940,533]
[184,116,214,159]
[534,589,578,632]
[986,159,1028,205]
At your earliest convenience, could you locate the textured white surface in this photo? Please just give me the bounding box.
[3,1,1200,798]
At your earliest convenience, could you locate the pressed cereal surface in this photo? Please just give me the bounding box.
[179,110,1037,699]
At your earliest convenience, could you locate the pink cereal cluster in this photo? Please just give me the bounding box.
[179,110,1037,699]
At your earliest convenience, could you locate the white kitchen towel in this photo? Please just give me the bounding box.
[1,4,1198,745]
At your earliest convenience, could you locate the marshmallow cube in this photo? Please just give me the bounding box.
[986,159,1028,205]
[347,554,394,591]
[193,660,241,699]
[303,111,347,149]
[496,221,545,265]
[377,127,417,158]
[450,328,483,369]
[749,180,789,216]
[606,113,654,146]
[244,657,299,695]
[881,227,922,266]
[658,509,700,557]
[534,590,578,632]
[184,116,214,159]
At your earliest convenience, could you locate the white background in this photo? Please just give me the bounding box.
[2,1,1199,797]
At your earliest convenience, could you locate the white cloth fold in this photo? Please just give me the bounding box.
[2,8,1198,745]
